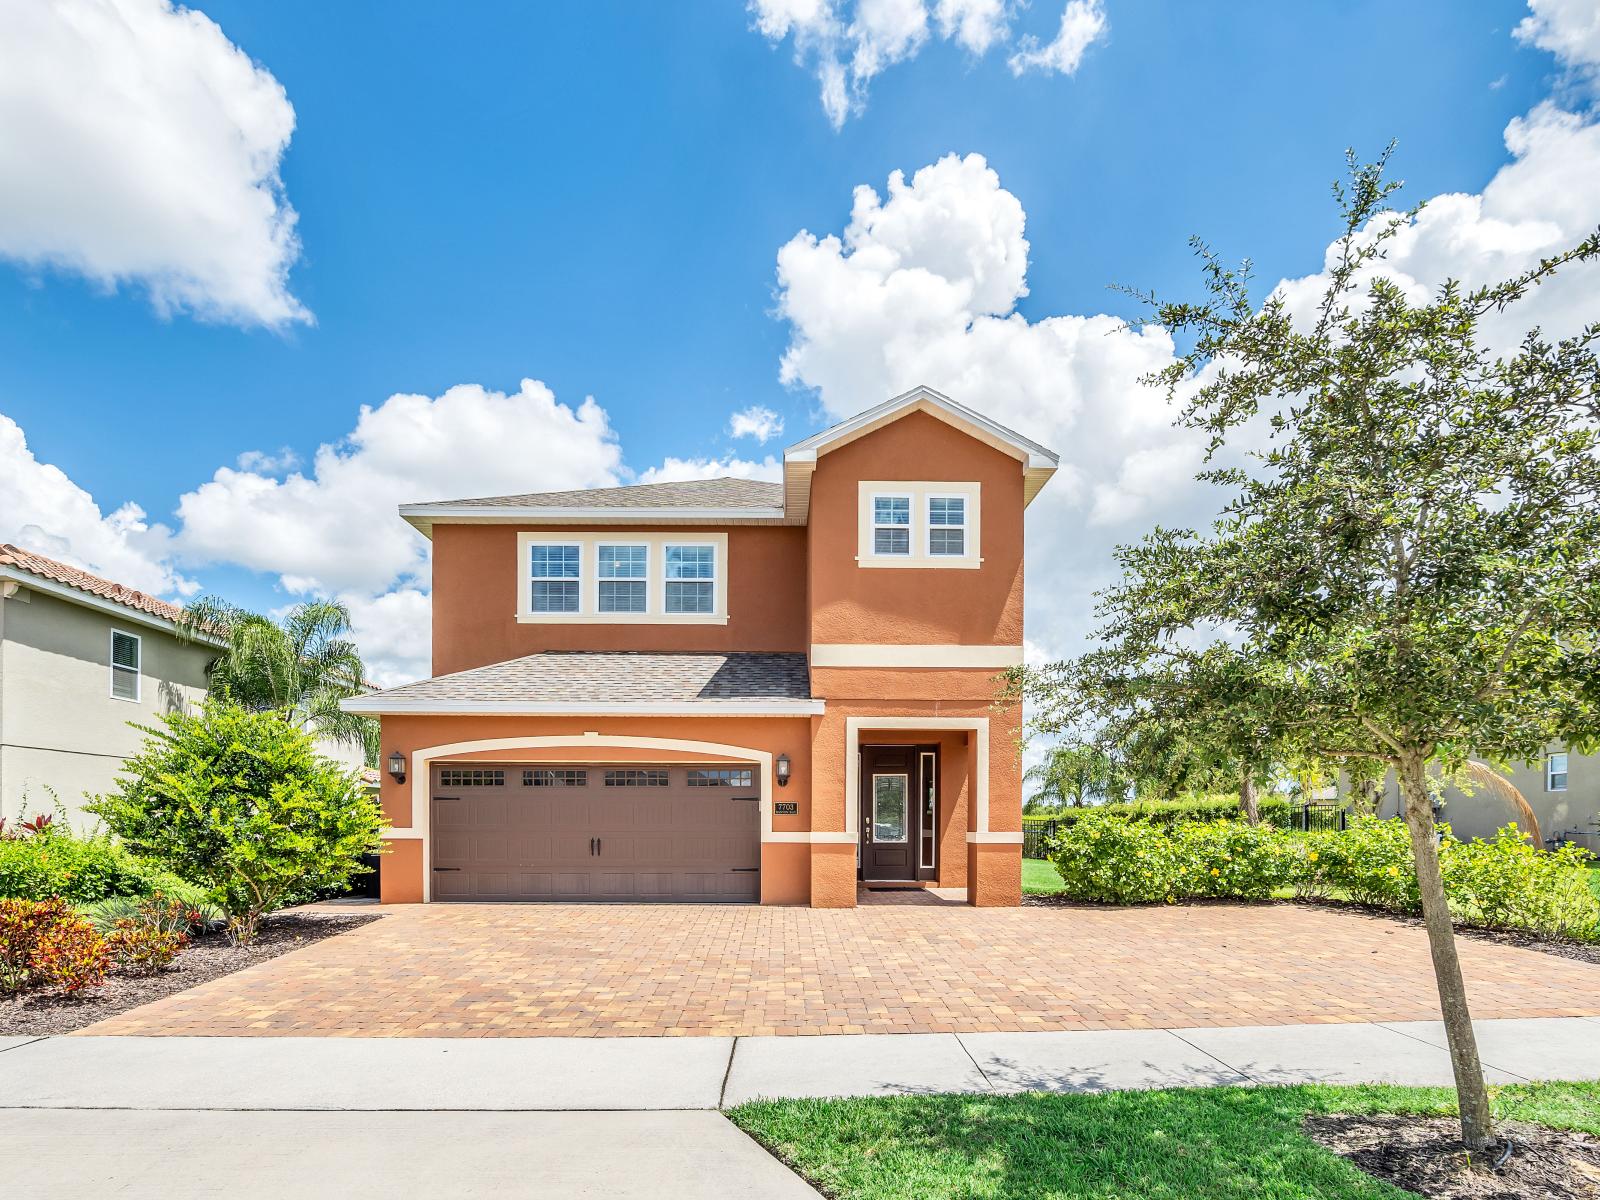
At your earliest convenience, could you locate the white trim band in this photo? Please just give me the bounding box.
[811,644,1022,669]
[966,832,1024,844]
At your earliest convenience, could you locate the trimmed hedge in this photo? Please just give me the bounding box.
[1044,813,1600,940]
[1024,794,1292,830]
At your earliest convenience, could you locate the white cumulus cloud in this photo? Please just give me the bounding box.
[635,455,782,485]
[0,0,307,327]
[1007,0,1107,76]
[1516,0,1600,85]
[0,411,191,597]
[750,0,1100,126]
[728,405,786,442]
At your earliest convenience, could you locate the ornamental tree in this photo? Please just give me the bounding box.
[1022,150,1600,1152]
[91,702,385,944]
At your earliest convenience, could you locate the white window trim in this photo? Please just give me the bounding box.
[109,628,141,703]
[663,540,720,617]
[516,532,729,625]
[925,492,968,558]
[527,540,585,616]
[856,481,981,569]
[1547,752,1569,793]
[595,542,650,615]
[869,492,913,559]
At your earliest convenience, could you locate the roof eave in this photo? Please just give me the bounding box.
[0,565,224,645]
[401,504,793,536]
[341,697,825,717]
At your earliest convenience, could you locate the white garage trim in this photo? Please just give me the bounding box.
[395,734,821,901]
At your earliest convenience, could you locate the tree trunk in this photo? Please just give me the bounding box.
[1238,771,1261,825]
[1356,777,1381,817]
[1397,751,1494,1152]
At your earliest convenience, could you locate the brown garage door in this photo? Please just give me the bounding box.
[429,763,760,902]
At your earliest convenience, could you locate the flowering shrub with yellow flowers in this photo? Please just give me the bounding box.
[1441,825,1598,938]
[1045,812,1185,903]
[1299,816,1420,910]
[1174,820,1302,900]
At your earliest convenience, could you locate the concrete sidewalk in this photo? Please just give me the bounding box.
[5,1016,1599,1110]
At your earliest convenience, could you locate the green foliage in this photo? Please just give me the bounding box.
[1024,741,1127,810]
[0,897,110,994]
[89,701,385,943]
[1024,794,1290,830]
[1046,813,1597,940]
[179,595,379,764]
[0,829,164,904]
[82,890,222,938]
[1300,817,1420,910]
[106,919,189,976]
[1442,825,1599,939]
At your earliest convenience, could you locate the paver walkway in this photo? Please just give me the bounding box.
[81,900,1600,1037]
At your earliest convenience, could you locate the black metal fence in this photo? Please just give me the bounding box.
[1021,803,1349,859]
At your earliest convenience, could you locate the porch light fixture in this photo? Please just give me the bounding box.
[776,753,791,787]
[387,750,406,784]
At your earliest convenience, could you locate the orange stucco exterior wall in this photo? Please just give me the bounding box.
[807,410,1024,648]
[431,523,808,675]
[377,407,1029,908]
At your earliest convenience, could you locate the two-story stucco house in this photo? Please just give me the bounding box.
[0,544,217,826]
[347,387,1059,907]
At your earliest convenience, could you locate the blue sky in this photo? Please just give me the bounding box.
[0,0,1595,683]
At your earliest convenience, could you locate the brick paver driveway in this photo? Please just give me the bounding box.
[82,900,1600,1037]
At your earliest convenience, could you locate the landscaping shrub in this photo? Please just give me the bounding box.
[1173,820,1302,900]
[82,890,224,937]
[106,918,189,975]
[1046,812,1185,903]
[1300,816,1420,911]
[90,701,385,944]
[0,897,110,994]
[1442,825,1599,939]
[0,829,164,905]
[1025,794,1291,832]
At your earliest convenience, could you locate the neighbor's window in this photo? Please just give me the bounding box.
[927,495,966,556]
[1547,752,1569,792]
[597,544,647,614]
[604,769,670,787]
[109,630,140,701]
[664,545,715,614]
[686,768,754,788]
[872,495,911,556]
[530,544,581,613]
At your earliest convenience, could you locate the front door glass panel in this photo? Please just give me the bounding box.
[872,774,908,842]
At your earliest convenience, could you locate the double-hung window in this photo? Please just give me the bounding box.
[530,543,581,613]
[109,630,140,701]
[871,495,911,556]
[665,544,715,614]
[1547,752,1569,792]
[927,495,966,557]
[597,544,647,613]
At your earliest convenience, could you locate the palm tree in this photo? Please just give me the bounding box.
[177,597,378,764]
[1025,742,1125,810]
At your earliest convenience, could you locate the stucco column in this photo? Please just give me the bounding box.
[808,712,858,907]
[967,706,1022,907]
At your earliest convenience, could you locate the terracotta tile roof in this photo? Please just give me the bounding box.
[0,544,185,624]
[416,477,784,510]
[352,651,812,708]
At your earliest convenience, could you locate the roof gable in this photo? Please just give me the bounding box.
[0,543,187,627]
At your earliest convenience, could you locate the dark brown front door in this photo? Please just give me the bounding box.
[859,744,938,881]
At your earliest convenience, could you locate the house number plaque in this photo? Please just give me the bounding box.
[774,801,798,815]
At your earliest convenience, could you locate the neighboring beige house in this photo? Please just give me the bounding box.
[0,544,365,828]
[1375,749,1598,851]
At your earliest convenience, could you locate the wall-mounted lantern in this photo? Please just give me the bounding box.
[776,753,791,787]
[387,750,407,784]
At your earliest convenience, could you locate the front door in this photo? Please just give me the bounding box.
[859,745,937,881]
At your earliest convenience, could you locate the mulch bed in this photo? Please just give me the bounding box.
[0,912,378,1037]
[1306,1113,1600,1200]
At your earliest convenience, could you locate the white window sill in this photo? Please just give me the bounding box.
[516,612,730,625]
[855,556,984,570]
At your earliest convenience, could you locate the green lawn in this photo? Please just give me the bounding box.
[730,1081,1600,1200]
[1021,857,1063,894]
[1587,862,1600,905]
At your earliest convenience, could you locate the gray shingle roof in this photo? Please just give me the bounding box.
[417,477,784,510]
[352,651,812,709]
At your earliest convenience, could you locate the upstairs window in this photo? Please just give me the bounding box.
[530,544,581,613]
[872,495,911,556]
[597,544,647,613]
[1547,752,1569,792]
[927,495,966,556]
[665,544,715,614]
[110,630,140,701]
